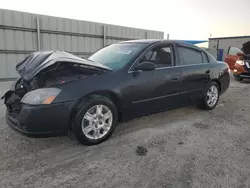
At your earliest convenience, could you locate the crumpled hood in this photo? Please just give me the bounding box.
[16,51,112,81]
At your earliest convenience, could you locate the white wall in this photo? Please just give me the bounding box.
[208,37,250,60]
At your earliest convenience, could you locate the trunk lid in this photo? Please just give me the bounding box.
[16,51,112,81]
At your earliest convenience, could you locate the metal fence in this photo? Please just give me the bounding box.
[0,9,164,79]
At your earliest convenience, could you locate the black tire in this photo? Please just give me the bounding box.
[234,76,243,81]
[72,95,118,145]
[199,82,220,110]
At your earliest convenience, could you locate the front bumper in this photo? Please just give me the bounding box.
[6,101,75,137]
[233,63,250,79]
[233,72,250,79]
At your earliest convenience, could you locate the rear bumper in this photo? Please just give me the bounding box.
[219,71,230,95]
[6,101,76,137]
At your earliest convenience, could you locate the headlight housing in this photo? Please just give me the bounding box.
[236,60,245,66]
[21,88,61,105]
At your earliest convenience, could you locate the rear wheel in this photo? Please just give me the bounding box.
[199,82,220,110]
[72,95,118,145]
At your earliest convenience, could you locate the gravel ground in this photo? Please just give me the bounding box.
[0,77,250,188]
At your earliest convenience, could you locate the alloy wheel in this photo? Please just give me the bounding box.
[206,85,219,107]
[81,105,113,140]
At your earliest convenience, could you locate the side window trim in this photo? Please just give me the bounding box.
[201,53,205,64]
[204,51,210,63]
[201,51,210,63]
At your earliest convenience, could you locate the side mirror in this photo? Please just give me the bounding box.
[134,61,156,71]
[237,52,245,57]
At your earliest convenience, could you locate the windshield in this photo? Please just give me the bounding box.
[88,43,148,70]
[228,46,244,56]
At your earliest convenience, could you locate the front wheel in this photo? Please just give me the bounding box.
[72,96,118,145]
[199,82,220,110]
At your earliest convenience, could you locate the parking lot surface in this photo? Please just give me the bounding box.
[0,77,250,188]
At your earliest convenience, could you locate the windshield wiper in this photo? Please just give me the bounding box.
[90,66,107,73]
[79,64,110,73]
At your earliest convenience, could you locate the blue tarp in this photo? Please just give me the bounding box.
[181,40,208,44]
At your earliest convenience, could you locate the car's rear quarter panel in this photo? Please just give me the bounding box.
[211,62,230,94]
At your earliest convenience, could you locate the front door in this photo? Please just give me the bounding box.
[121,43,182,117]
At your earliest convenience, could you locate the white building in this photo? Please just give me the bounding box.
[208,36,250,61]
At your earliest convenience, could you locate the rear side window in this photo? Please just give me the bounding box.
[178,47,203,65]
[201,51,209,63]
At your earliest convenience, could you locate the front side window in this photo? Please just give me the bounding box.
[178,47,203,65]
[228,47,243,56]
[139,46,173,68]
[88,43,147,70]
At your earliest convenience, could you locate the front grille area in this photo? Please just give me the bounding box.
[245,61,250,69]
[240,72,250,77]
[5,92,21,115]
[244,54,250,70]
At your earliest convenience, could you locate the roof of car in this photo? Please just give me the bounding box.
[120,39,163,44]
[119,39,201,49]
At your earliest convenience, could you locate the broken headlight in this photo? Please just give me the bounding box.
[21,88,61,105]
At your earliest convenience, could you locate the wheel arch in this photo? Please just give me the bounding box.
[210,79,221,93]
[68,90,123,130]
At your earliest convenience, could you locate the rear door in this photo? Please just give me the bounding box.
[225,47,242,69]
[176,44,213,104]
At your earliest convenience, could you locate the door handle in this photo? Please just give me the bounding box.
[205,70,210,75]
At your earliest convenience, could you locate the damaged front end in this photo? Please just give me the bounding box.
[2,51,111,117]
[2,78,29,116]
[233,42,250,79]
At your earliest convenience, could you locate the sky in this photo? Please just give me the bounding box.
[0,0,250,41]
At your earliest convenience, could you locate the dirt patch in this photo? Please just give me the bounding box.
[178,141,184,145]
[193,122,210,129]
[136,146,148,156]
